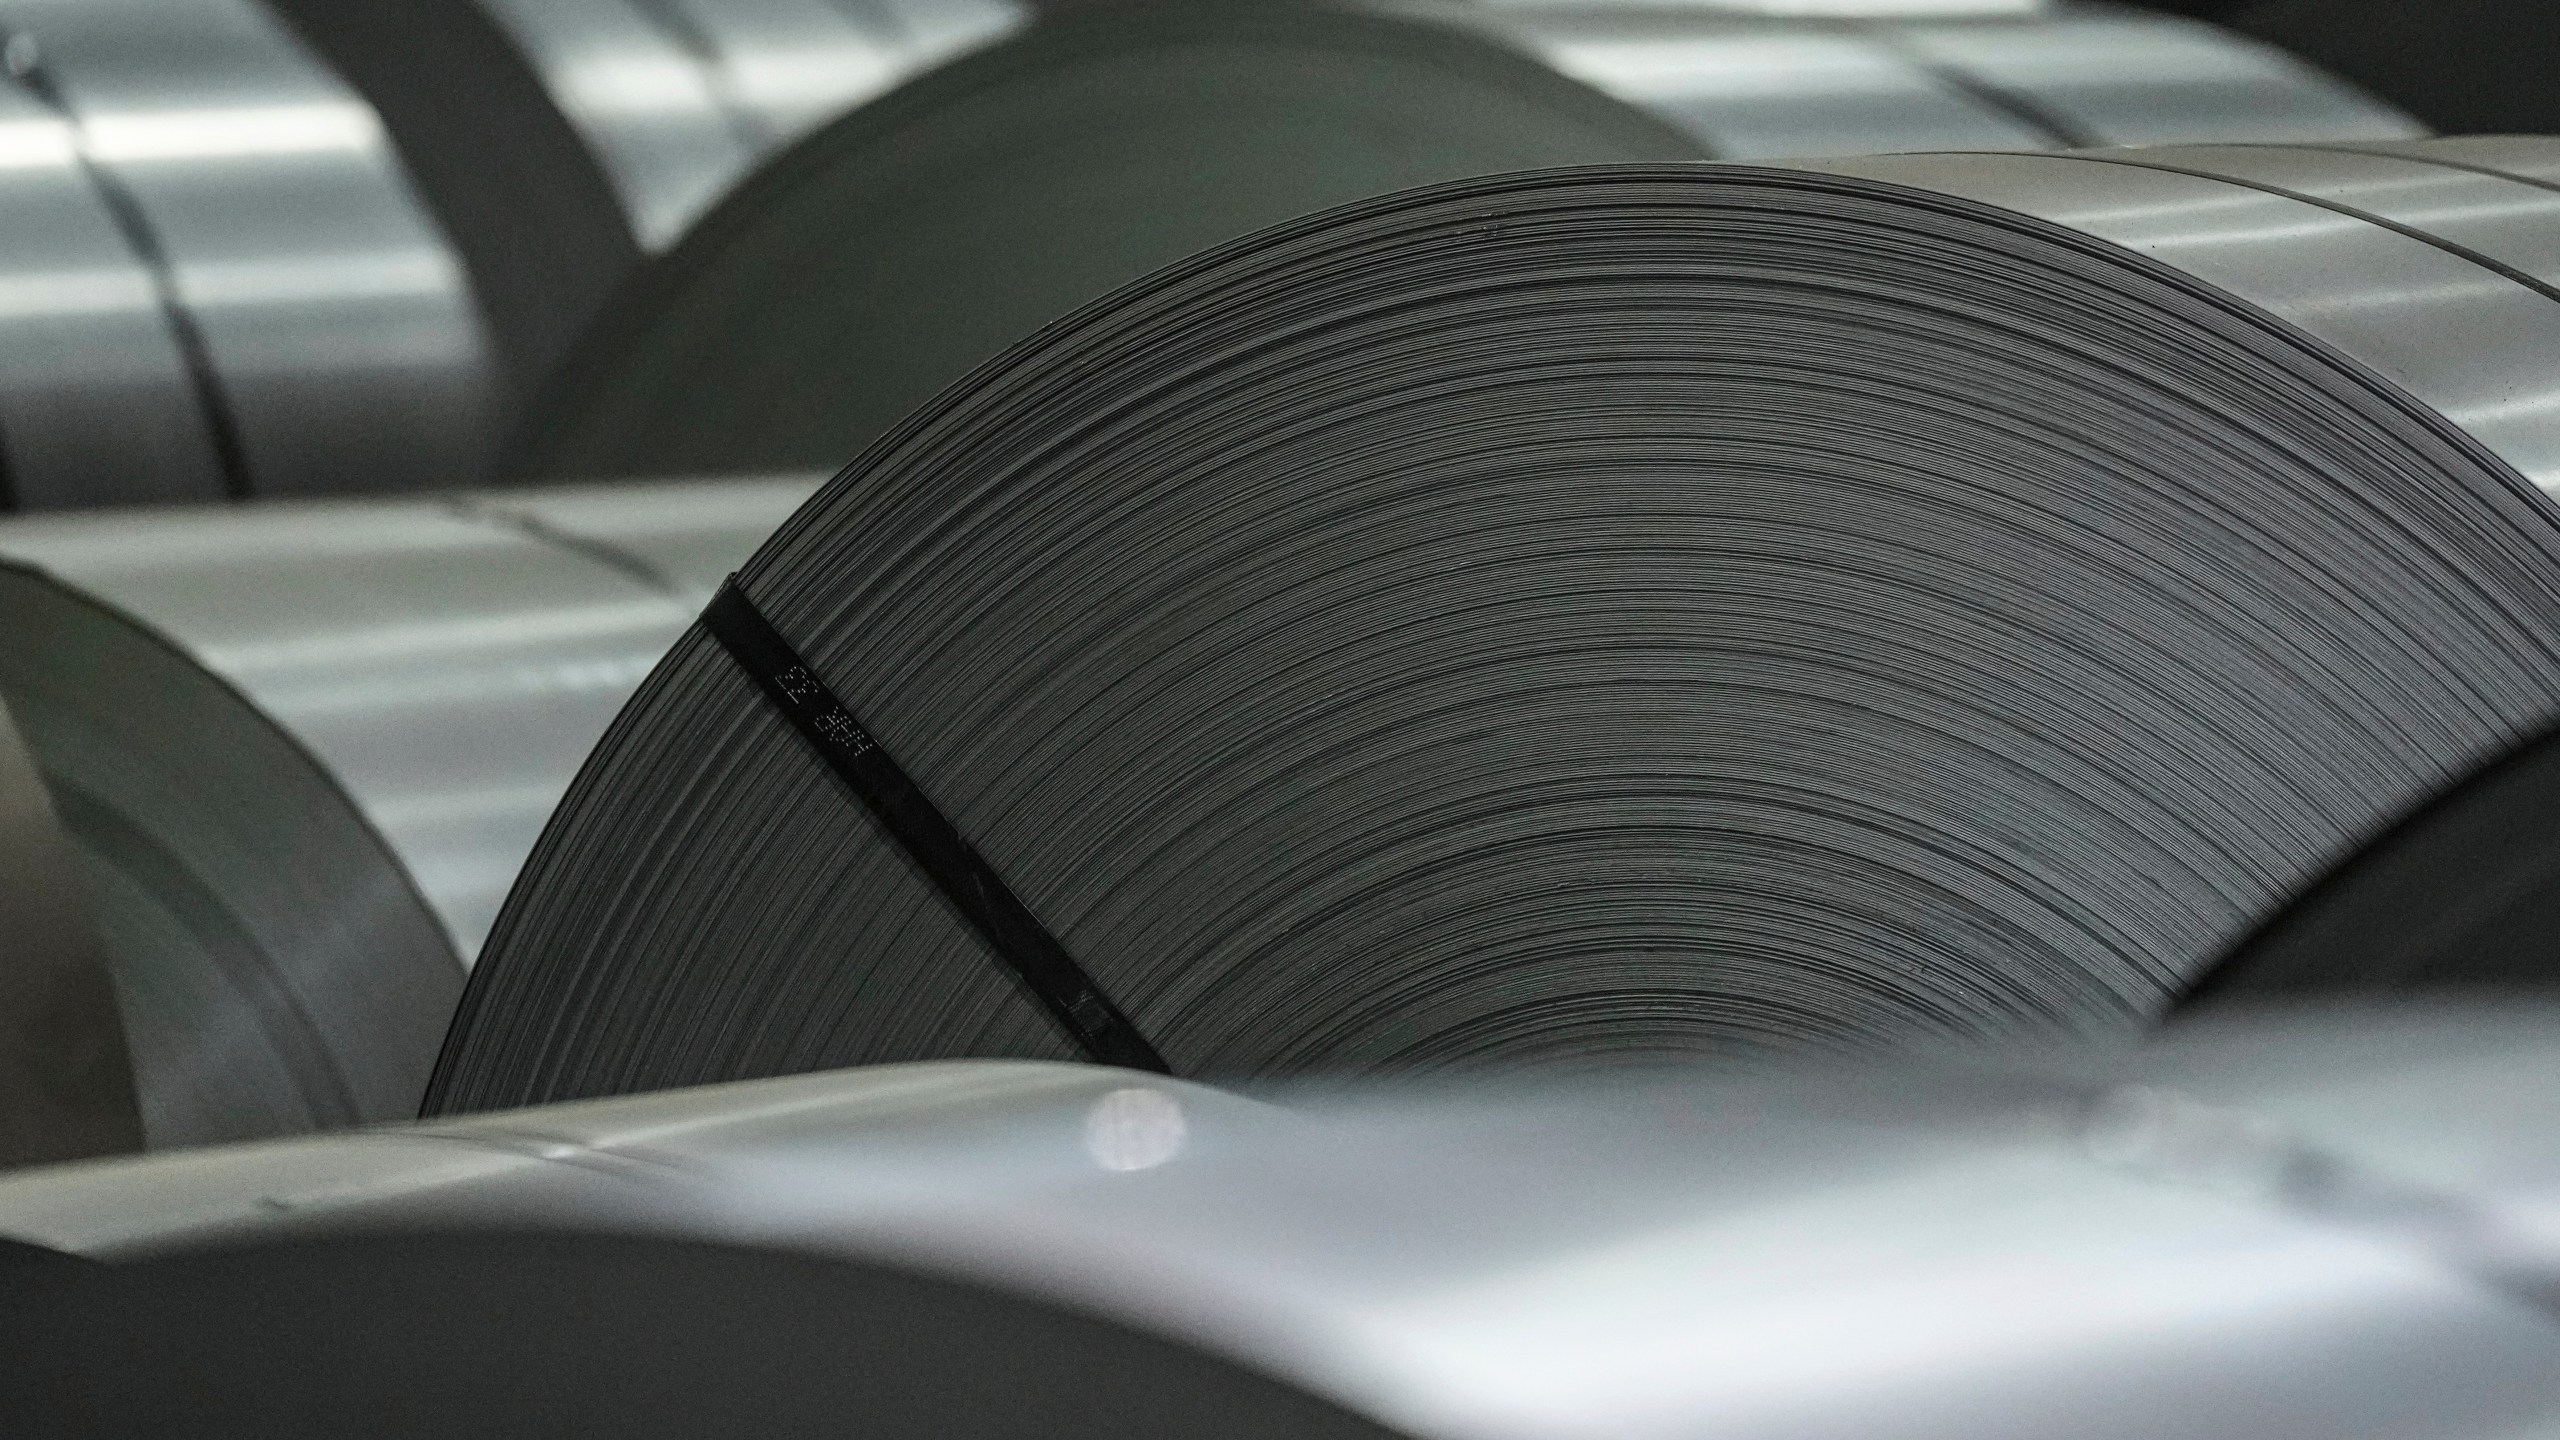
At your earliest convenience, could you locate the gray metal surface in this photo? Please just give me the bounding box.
[11,1014,2560,1437]
[1789,137,2560,493]
[0,0,497,500]
[476,0,1024,248]
[0,475,818,963]
[0,691,137,1167]
[1448,1,2421,157]
[0,73,224,510]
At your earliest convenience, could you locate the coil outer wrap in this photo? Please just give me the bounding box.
[505,0,2416,484]
[429,138,2560,1109]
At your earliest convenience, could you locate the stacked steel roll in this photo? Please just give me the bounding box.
[0,475,815,1151]
[502,0,2420,483]
[15,1015,2560,1435]
[0,0,1023,510]
[432,136,2560,1112]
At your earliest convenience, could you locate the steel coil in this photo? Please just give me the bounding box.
[0,0,502,505]
[0,475,815,1149]
[15,1014,2560,1436]
[502,0,2418,484]
[434,136,2560,1111]
[470,0,1028,251]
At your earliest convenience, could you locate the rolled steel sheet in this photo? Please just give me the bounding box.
[0,73,228,510]
[0,474,817,1148]
[0,0,499,500]
[502,0,2417,484]
[472,0,1026,249]
[438,136,2560,1112]
[17,1014,2560,1436]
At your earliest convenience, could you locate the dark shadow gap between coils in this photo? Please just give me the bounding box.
[261,0,642,408]
[2185,720,2560,1005]
[428,151,2560,1112]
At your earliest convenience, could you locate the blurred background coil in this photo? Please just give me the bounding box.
[0,473,814,1150]
[435,135,2560,1111]
[17,1014,2560,1436]
[500,0,2420,486]
[0,0,495,506]
[0,0,1023,511]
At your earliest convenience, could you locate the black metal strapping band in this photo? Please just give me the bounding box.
[700,577,1171,1074]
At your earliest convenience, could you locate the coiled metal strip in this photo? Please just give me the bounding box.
[436,135,2560,1111]
[502,0,2418,486]
[0,475,815,1148]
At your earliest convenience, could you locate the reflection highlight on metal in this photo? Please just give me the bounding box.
[0,0,493,505]
[0,475,813,1151]
[0,473,818,962]
[11,1012,2560,1437]
[476,0,1024,248]
[447,135,2560,1115]
[1447,1,2420,156]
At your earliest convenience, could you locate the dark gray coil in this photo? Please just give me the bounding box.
[503,0,2417,485]
[435,136,2560,1112]
[20,1014,2560,1438]
[0,476,813,1151]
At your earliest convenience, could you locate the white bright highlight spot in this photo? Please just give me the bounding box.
[83,103,382,165]
[1084,1088,1187,1173]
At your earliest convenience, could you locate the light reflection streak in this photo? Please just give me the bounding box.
[82,102,383,165]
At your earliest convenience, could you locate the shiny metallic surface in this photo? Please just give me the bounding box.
[1451,6,2055,156]
[14,1015,2560,1436]
[1881,9,2423,146]
[1445,2,2420,157]
[0,474,819,962]
[476,0,1025,248]
[0,0,496,499]
[1792,139,2560,494]
[0,691,138,1168]
[0,73,223,510]
[0,559,458,1148]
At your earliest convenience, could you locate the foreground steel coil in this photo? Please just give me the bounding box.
[436,136,2560,1112]
[14,1012,2560,1435]
[504,0,2418,483]
[0,475,814,1150]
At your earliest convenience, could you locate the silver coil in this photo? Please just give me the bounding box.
[501,0,2418,485]
[473,0,1029,250]
[12,1012,2560,1436]
[434,135,2560,1112]
[0,0,501,504]
[0,475,815,1149]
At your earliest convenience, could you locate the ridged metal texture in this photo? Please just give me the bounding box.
[19,1014,2560,1436]
[439,136,2560,1112]
[472,0,1027,250]
[0,0,497,505]
[503,0,2418,483]
[0,475,815,1149]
